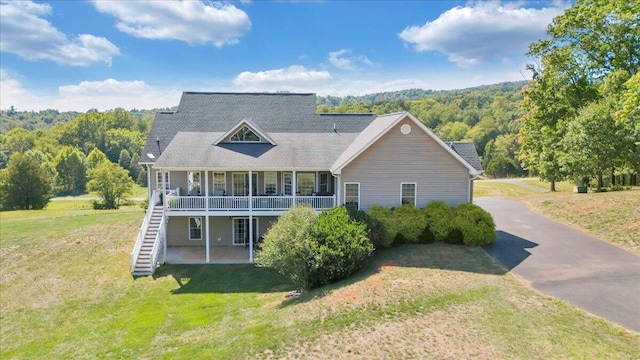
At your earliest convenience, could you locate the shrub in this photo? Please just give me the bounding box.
[308,206,373,288]
[393,204,428,244]
[347,207,386,249]
[257,206,373,290]
[423,201,457,243]
[256,206,318,290]
[454,203,496,246]
[367,205,397,248]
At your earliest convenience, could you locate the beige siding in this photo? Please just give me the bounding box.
[341,119,470,210]
[166,215,278,247]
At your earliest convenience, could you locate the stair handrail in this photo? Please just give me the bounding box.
[130,190,161,273]
[149,212,166,274]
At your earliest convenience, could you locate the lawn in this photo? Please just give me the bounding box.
[474,179,640,255]
[1,201,638,359]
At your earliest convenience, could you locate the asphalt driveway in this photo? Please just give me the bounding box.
[475,197,640,332]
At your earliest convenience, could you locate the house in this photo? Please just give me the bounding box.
[132,92,482,275]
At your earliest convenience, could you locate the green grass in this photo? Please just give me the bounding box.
[474,181,541,198]
[1,202,638,359]
[474,178,640,255]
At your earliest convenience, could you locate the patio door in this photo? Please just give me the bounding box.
[232,173,258,196]
[233,218,258,245]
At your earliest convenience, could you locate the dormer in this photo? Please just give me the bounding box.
[214,118,276,145]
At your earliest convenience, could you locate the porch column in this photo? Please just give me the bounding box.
[292,170,297,207]
[161,169,167,261]
[248,170,254,263]
[205,215,210,263]
[335,174,341,206]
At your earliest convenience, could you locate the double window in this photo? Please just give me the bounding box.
[233,218,258,245]
[401,183,417,206]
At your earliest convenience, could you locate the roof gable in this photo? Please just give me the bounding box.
[331,112,479,175]
[214,118,276,145]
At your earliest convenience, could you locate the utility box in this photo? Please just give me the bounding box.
[573,185,587,193]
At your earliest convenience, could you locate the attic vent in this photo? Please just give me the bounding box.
[400,124,411,135]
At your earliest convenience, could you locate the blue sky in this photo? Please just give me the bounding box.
[0,1,570,112]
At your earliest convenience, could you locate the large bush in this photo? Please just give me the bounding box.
[257,206,373,290]
[256,206,317,290]
[309,206,373,288]
[454,203,496,245]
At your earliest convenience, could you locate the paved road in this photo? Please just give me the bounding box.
[477,177,548,192]
[476,197,640,332]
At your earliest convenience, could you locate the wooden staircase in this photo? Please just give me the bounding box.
[132,205,163,275]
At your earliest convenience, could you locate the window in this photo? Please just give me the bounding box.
[283,172,293,196]
[401,183,417,206]
[230,125,260,142]
[156,171,170,191]
[319,173,329,193]
[188,171,201,195]
[213,172,226,196]
[264,172,277,194]
[344,183,360,210]
[297,173,315,196]
[189,217,202,240]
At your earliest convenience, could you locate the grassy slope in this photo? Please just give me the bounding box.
[476,180,640,255]
[1,201,638,359]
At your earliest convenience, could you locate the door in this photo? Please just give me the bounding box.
[232,173,258,196]
[233,218,258,245]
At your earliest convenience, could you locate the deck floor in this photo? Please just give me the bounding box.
[165,245,253,264]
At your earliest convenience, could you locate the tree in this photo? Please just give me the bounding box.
[86,162,134,209]
[520,0,639,190]
[55,146,86,193]
[86,148,109,171]
[118,149,131,171]
[129,153,142,181]
[0,152,52,210]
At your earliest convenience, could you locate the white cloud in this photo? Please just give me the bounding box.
[328,49,373,71]
[55,79,181,111]
[0,72,181,112]
[233,65,333,92]
[398,1,568,66]
[0,1,119,66]
[93,0,251,46]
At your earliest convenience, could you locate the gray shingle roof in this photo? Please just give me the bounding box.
[448,142,484,172]
[141,92,376,162]
[154,131,360,169]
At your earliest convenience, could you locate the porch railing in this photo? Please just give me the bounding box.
[165,194,336,211]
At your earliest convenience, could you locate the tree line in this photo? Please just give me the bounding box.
[0,109,151,210]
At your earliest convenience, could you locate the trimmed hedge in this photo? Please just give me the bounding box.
[366,201,496,248]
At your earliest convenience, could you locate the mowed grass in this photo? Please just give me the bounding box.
[1,202,638,359]
[474,179,640,255]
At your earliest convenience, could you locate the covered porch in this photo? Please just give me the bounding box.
[165,245,255,264]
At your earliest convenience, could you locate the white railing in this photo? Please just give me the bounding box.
[148,213,166,274]
[131,190,161,273]
[165,194,335,211]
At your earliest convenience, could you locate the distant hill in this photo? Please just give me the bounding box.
[316,81,527,106]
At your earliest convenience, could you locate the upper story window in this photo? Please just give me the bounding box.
[230,125,260,142]
[401,183,416,206]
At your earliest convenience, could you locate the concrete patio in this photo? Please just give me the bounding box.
[165,245,253,264]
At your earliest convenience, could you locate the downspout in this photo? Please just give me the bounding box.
[469,175,479,203]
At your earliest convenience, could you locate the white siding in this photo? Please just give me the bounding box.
[341,119,469,210]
